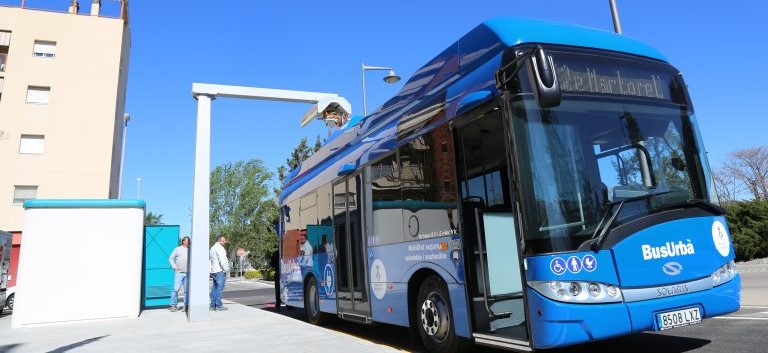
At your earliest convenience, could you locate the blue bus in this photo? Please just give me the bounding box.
[278,17,740,352]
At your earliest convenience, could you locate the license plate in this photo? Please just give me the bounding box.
[656,307,701,330]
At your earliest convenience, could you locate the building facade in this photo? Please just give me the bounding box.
[0,1,130,234]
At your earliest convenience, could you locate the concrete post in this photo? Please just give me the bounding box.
[188,93,213,322]
[90,0,101,16]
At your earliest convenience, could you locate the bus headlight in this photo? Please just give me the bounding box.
[568,282,581,296]
[529,281,622,303]
[588,283,601,297]
[711,260,737,287]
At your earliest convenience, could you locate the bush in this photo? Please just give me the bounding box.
[244,269,261,280]
[264,269,276,281]
[726,200,768,261]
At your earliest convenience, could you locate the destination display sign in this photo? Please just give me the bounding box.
[551,53,678,101]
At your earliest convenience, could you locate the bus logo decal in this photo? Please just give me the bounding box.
[641,240,695,260]
[567,256,582,274]
[582,254,597,272]
[323,263,335,296]
[370,259,388,300]
[662,262,683,276]
[712,220,730,257]
[550,257,567,275]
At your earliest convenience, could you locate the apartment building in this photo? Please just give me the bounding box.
[0,0,130,239]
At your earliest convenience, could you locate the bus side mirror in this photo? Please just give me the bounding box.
[527,46,561,108]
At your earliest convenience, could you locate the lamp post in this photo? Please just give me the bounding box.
[361,63,401,117]
[137,177,141,199]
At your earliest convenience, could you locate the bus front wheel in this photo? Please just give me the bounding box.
[416,276,467,353]
[305,276,329,325]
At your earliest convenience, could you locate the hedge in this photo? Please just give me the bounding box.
[243,269,277,281]
[726,200,768,261]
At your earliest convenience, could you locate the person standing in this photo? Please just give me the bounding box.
[209,235,230,311]
[270,249,281,312]
[168,236,190,312]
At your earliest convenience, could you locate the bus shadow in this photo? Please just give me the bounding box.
[541,332,711,353]
[260,306,425,351]
[259,306,711,353]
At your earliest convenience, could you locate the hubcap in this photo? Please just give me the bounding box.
[420,294,449,341]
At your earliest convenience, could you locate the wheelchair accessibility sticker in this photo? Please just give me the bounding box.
[550,257,567,275]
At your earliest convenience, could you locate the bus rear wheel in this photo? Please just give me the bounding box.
[416,276,467,353]
[305,276,329,325]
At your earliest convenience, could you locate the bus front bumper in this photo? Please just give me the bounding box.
[527,275,741,349]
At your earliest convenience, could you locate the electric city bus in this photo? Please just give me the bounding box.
[277,17,740,352]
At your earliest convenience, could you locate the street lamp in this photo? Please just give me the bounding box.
[361,63,401,117]
[137,177,141,199]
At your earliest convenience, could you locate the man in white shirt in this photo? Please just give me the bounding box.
[298,233,313,278]
[168,236,189,312]
[209,235,230,311]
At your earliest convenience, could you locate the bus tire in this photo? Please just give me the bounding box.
[305,276,329,325]
[416,276,468,353]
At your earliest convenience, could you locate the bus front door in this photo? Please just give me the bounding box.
[333,175,371,321]
[455,107,530,348]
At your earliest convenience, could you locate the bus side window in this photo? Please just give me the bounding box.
[370,153,404,245]
[399,126,458,241]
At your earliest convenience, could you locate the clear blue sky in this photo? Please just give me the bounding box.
[116,1,767,236]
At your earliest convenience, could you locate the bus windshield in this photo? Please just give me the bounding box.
[510,58,712,255]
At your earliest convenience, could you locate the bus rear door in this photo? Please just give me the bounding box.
[333,175,371,322]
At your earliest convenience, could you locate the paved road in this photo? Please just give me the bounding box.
[223,267,768,353]
[736,264,768,306]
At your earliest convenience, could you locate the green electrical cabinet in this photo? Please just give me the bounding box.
[143,225,180,308]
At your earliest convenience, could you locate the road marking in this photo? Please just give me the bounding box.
[713,316,768,321]
[740,305,768,309]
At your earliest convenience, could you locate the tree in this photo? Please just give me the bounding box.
[723,146,768,201]
[713,166,746,206]
[210,159,278,268]
[277,135,324,185]
[145,212,164,225]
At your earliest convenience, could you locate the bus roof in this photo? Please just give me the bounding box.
[281,17,667,202]
[483,17,665,62]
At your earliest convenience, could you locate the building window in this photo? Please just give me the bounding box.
[33,40,56,58]
[26,86,50,104]
[19,135,45,154]
[0,30,10,72]
[13,185,38,206]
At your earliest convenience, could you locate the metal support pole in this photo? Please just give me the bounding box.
[609,0,623,34]
[119,114,129,198]
[361,63,368,117]
[188,93,213,322]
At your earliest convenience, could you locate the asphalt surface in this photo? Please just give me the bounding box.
[223,265,768,353]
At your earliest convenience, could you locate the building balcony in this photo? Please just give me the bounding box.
[0,53,7,72]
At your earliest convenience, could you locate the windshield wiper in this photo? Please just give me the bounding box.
[589,190,675,251]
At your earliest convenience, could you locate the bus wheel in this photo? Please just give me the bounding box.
[305,277,328,325]
[416,276,467,353]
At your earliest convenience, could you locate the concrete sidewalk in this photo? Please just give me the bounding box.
[0,300,401,353]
